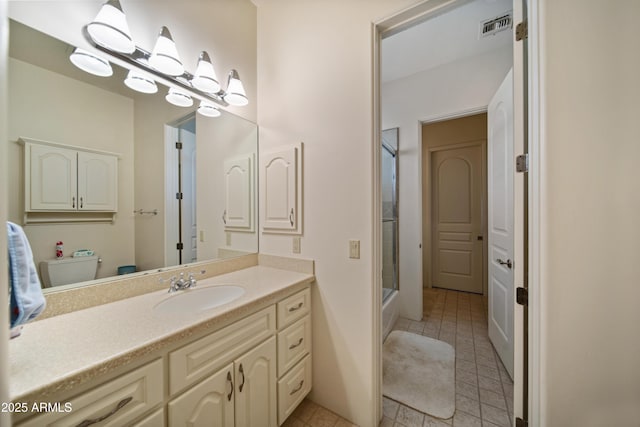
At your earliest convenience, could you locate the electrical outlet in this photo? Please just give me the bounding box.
[349,240,360,259]
[292,237,301,254]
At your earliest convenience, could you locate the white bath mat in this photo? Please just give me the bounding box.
[383,330,455,419]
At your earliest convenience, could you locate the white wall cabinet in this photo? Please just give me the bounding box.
[260,143,303,234]
[223,154,254,231]
[22,138,118,222]
[14,286,312,427]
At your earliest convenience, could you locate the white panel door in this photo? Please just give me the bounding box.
[168,364,235,427]
[261,145,299,232]
[77,151,117,211]
[488,69,515,378]
[29,144,77,210]
[224,155,253,229]
[234,337,277,427]
[431,145,484,294]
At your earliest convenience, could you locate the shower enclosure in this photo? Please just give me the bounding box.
[382,128,399,302]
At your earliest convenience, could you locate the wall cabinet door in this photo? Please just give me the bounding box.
[168,363,235,427]
[260,143,302,234]
[25,140,118,214]
[224,154,253,230]
[28,144,77,211]
[77,151,118,211]
[235,337,278,427]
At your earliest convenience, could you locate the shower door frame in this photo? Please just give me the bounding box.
[382,129,399,301]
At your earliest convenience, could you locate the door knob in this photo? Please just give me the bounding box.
[496,258,513,269]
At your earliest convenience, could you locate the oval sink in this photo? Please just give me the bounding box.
[153,285,245,315]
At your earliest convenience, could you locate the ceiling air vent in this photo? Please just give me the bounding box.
[479,12,512,38]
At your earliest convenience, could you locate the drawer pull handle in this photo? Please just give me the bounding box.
[75,396,133,427]
[288,302,303,312]
[289,338,304,350]
[227,371,233,401]
[80,196,84,209]
[222,210,227,225]
[72,196,76,209]
[239,363,246,392]
[289,208,294,226]
[290,380,304,396]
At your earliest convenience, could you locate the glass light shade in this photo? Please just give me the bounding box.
[166,86,193,107]
[69,48,113,77]
[86,0,135,54]
[197,101,221,117]
[149,26,184,76]
[124,70,157,94]
[191,51,220,93]
[223,70,248,106]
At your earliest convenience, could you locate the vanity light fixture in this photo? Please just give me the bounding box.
[197,101,221,117]
[149,26,184,76]
[191,51,220,93]
[83,0,249,112]
[165,78,193,107]
[69,47,113,77]
[86,0,135,54]
[223,70,249,106]
[124,69,158,94]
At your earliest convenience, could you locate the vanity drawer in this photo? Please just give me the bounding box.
[277,315,311,377]
[17,359,163,427]
[277,354,312,425]
[277,287,310,329]
[169,305,276,395]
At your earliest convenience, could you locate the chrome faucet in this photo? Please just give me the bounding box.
[165,270,205,293]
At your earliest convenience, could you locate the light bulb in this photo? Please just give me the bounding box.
[149,26,184,76]
[124,70,157,94]
[223,69,248,106]
[86,0,135,54]
[191,51,220,93]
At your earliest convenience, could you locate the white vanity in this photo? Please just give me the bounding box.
[9,258,313,426]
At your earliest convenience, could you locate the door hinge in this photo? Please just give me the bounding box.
[176,192,183,200]
[516,287,529,306]
[175,142,183,149]
[176,242,184,250]
[516,417,528,427]
[516,154,529,173]
[515,20,528,41]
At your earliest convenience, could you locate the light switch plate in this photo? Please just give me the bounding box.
[349,240,360,259]
[199,230,205,242]
[226,232,231,246]
[292,237,301,254]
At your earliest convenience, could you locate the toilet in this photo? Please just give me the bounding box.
[39,256,99,287]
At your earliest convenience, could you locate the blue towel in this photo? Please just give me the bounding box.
[7,221,46,328]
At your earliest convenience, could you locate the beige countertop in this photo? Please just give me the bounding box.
[9,265,314,402]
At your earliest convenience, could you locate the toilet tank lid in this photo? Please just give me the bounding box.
[41,255,98,265]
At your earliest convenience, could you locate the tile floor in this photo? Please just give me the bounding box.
[382,288,514,427]
[283,398,358,427]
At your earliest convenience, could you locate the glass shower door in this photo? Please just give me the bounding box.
[382,128,399,301]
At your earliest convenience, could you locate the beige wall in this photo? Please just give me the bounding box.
[538,0,640,424]
[255,0,415,424]
[7,58,136,279]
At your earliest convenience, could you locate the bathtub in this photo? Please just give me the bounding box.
[382,289,399,341]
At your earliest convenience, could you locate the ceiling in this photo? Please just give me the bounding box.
[381,0,513,83]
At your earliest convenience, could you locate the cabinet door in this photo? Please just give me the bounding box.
[260,144,301,233]
[235,337,278,427]
[224,154,253,229]
[77,151,118,211]
[28,144,77,211]
[168,364,235,427]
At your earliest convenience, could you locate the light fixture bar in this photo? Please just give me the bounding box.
[82,26,229,107]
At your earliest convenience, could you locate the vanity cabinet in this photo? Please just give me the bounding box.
[260,143,303,234]
[22,138,118,216]
[13,285,311,427]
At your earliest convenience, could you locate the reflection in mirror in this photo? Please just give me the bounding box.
[7,20,258,291]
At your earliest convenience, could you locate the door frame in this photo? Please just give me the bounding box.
[421,110,488,299]
[372,0,541,425]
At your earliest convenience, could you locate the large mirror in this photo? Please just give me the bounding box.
[7,19,258,291]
